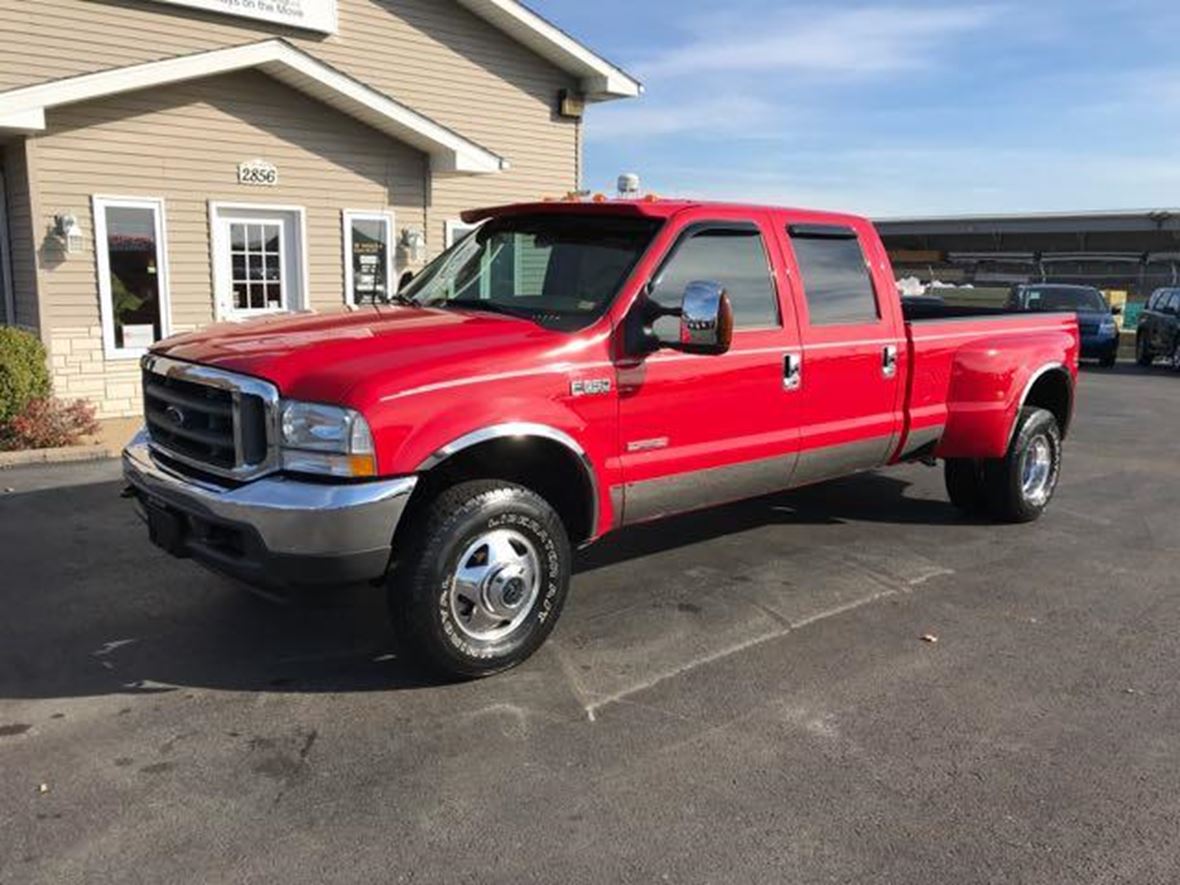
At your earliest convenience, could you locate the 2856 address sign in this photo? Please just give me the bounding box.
[150,0,338,34]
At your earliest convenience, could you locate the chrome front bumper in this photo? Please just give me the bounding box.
[122,431,417,587]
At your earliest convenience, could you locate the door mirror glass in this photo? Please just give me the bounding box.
[675,280,733,355]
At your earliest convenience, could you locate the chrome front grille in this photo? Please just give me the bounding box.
[142,355,280,481]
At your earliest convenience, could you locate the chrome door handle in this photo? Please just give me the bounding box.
[882,345,898,378]
[784,352,802,391]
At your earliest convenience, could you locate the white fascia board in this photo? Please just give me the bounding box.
[455,0,642,100]
[0,40,504,175]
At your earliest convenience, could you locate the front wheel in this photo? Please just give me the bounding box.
[388,480,571,678]
[983,407,1062,523]
[1136,334,1154,367]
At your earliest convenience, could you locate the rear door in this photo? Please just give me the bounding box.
[777,218,906,484]
[615,209,802,524]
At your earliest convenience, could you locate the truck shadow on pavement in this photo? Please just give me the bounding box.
[0,469,966,701]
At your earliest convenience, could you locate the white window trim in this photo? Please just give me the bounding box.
[444,218,483,249]
[0,168,13,325]
[342,210,395,306]
[92,195,172,360]
[209,201,309,321]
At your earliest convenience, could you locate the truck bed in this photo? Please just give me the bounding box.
[899,310,1080,463]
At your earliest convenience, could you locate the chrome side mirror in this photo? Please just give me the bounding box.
[676,281,733,355]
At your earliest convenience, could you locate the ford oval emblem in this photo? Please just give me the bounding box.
[164,405,186,427]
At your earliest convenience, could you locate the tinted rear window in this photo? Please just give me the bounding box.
[789,228,879,326]
[1020,286,1107,312]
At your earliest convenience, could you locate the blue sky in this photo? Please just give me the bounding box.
[531,0,1180,216]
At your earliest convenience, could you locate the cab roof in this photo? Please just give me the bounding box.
[461,200,870,228]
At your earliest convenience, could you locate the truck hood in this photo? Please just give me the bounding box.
[152,306,572,404]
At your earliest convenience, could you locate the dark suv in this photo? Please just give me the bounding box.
[1136,288,1180,368]
[1009,284,1121,367]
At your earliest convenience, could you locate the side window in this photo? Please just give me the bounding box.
[789,226,880,326]
[1147,290,1163,311]
[1168,292,1180,315]
[650,226,779,330]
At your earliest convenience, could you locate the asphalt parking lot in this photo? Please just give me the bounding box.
[2,364,1180,884]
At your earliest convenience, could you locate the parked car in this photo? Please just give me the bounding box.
[1009,284,1120,367]
[1135,287,1180,368]
[123,199,1079,677]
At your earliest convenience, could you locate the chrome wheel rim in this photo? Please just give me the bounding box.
[448,528,541,642]
[1021,434,1054,506]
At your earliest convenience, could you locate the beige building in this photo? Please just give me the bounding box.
[0,0,639,418]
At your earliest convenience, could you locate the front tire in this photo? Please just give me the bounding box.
[1099,353,1117,369]
[1136,334,1154,367]
[983,407,1062,523]
[388,480,571,678]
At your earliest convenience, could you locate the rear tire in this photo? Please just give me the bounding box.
[387,480,571,679]
[944,458,986,514]
[1136,334,1154,367]
[982,407,1062,524]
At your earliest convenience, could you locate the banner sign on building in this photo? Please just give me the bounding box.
[151,0,338,34]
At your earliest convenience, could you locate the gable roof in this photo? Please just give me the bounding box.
[456,0,642,100]
[0,40,505,175]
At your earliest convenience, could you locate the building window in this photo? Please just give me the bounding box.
[230,221,285,313]
[444,219,480,249]
[93,196,170,358]
[0,168,12,325]
[210,203,305,320]
[789,226,880,326]
[343,211,393,305]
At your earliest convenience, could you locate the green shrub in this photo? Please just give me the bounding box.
[0,327,51,424]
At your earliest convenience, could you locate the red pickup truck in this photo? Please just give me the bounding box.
[123,199,1079,676]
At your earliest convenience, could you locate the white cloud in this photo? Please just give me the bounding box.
[637,4,998,78]
[645,146,1180,216]
[585,95,786,141]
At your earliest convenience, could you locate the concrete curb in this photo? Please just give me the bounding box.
[0,444,114,469]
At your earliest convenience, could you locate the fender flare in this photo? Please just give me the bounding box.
[416,422,601,540]
[1008,362,1073,448]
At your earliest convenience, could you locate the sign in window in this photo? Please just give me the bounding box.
[344,212,393,305]
[94,197,170,357]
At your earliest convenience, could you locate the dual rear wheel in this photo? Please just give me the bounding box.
[944,407,1062,523]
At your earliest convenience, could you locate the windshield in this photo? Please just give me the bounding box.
[402,213,662,330]
[1020,286,1108,312]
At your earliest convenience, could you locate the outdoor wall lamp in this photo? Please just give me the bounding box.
[53,212,84,254]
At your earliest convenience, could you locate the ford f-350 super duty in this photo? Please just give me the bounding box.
[124,200,1080,676]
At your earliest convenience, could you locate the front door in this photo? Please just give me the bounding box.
[616,211,802,525]
[211,204,304,319]
[778,219,905,484]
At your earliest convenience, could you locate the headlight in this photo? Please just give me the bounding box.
[279,401,376,478]
[1099,319,1118,335]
